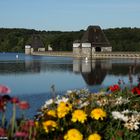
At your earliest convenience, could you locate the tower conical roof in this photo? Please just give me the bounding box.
[31,35,44,48]
[81,25,110,47]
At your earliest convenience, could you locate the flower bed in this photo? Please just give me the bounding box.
[0,83,140,140]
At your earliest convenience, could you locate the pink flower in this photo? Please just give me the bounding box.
[18,101,30,110]
[0,85,11,94]
[14,131,28,138]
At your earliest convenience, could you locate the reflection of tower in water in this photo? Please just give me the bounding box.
[128,59,138,86]
[73,58,112,86]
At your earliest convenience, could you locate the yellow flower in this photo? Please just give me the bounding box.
[64,129,83,140]
[43,120,57,133]
[47,110,56,117]
[88,133,101,140]
[90,108,106,120]
[71,109,87,123]
[57,101,72,118]
[35,121,39,128]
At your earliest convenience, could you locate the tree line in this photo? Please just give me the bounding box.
[0,27,140,52]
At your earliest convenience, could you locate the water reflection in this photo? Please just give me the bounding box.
[0,57,140,87]
[1,53,140,118]
[0,60,73,74]
[73,58,140,86]
[73,59,112,85]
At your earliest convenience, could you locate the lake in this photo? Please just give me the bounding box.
[0,52,140,118]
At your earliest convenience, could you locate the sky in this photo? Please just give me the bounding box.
[0,0,140,31]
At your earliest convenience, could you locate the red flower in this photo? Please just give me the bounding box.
[18,101,30,110]
[2,95,11,102]
[27,120,35,127]
[0,127,7,137]
[11,97,19,104]
[109,84,120,92]
[131,87,140,95]
[116,130,124,137]
[20,120,35,132]
[0,98,5,112]
[0,85,11,94]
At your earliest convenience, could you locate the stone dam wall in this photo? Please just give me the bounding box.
[32,51,140,59]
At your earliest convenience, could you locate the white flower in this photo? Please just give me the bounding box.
[45,99,53,105]
[115,97,129,105]
[41,99,54,109]
[124,121,140,130]
[112,111,128,122]
[129,114,140,123]
[97,98,108,106]
[79,101,89,108]
[66,90,73,94]
[55,97,69,104]
[122,109,130,114]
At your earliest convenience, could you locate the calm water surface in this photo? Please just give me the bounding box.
[0,53,140,118]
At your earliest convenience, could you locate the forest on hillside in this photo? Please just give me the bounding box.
[0,27,140,52]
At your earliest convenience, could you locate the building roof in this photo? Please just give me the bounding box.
[73,40,81,43]
[81,25,111,47]
[31,35,44,48]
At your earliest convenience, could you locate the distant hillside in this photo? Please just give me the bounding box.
[0,27,140,52]
[104,28,140,51]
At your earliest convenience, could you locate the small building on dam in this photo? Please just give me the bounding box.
[25,35,45,55]
[73,25,112,57]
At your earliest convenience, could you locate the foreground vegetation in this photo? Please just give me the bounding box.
[0,27,140,52]
[0,81,140,140]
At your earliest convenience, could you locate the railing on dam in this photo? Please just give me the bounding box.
[92,52,140,58]
[32,51,73,57]
[32,51,140,58]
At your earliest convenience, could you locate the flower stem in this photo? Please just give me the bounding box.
[11,103,16,137]
[2,112,6,127]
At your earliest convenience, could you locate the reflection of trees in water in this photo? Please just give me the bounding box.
[0,61,42,74]
[108,61,140,86]
[0,62,26,74]
[0,61,73,74]
[108,64,140,75]
[41,63,73,72]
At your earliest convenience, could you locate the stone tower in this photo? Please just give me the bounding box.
[73,25,112,57]
[25,35,45,55]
